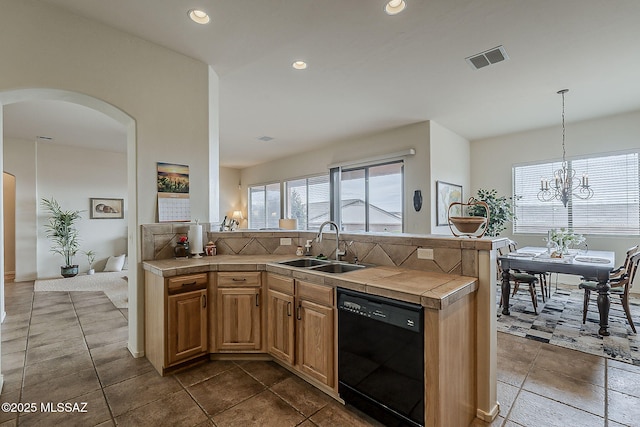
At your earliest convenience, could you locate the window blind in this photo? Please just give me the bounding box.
[513,152,640,235]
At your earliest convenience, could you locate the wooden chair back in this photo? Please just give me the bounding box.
[619,251,640,296]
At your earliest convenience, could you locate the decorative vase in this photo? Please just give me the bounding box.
[87,268,95,275]
[61,265,79,278]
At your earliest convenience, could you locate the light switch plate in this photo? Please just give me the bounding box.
[417,248,434,260]
[280,238,292,246]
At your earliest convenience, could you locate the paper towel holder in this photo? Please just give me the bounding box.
[189,220,204,258]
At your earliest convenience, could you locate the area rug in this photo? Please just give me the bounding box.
[497,284,640,365]
[34,271,128,309]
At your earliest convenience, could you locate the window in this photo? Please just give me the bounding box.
[285,175,330,230]
[338,161,403,232]
[513,152,640,235]
[248,183,281,229]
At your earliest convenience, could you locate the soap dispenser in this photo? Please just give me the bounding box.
[304,240,313,256]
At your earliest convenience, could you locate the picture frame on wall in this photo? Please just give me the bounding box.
[90,198,124,219]
[436,181,462,226]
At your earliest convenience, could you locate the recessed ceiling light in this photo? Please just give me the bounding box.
[188,9,210,24]
[384,0,406,15]
[292,61,307,70]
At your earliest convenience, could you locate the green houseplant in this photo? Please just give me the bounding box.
[467,189,515,237]
[42,197,84,277]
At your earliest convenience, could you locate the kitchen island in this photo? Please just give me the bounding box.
[144,254,478,427]
[140,225,506,426]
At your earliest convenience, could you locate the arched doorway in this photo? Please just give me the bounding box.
[0,88,141,359]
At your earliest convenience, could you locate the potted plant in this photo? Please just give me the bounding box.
[41,197,84,277]
[83,250,96,275]
[467,189,516,237]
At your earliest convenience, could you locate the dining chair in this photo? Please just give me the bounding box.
[508,240,550,302]
[582,244,638,282]
[579,251,640,333]
[498,241,542,314]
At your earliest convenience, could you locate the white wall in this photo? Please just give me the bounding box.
[4,137,127,279]
[471,110,640,279]
[219,166,241,222]
[3,138,37,281]
[0,0,215,358]
[36,142,128,278]
[239,120,472,235]
[240,121,433,233]
[430,121,471,235]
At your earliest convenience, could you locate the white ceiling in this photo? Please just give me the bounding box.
[5,0,640,168]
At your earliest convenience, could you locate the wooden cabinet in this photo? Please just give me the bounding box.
[167,289,208,365]
[266,274,335,388]
[267,275,295,365]
[214,272,262,351]
[145,272,208,375]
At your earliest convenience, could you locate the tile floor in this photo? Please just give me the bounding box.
[1,281,640,426]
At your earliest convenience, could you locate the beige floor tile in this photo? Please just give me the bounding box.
[25,337,88,365]
[173,360,236,387]
[608,365,640,398]
[0,337,26,355]
[1,350,25,372]
[95,351,154,387]
[17,389,112,427]
[114,390,207,427]
[21,368,101,405]
[496,380,520,417]
[103,370,181,416]
[608,389,640,426]
[74,301,118,316]
[0,390,21,424]
[1,367,25,394]
[27,325,85,348]
[270,375,333,417]
[470,415,505,427]
[24,350,94,388]
[77,309,127,327]
[508,390,604,427]
[237,360,293,386]
[89,341,132,367]
[80,317,127,336]
[211,390,305,427]
[532,345,605,387]
[309,401,383,427]
[187,367,266,416]
[496,357,533,388]
[522,364,605,417]
[84,325,128,349]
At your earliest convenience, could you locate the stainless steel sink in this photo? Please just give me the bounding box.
[277,258,367,273]
[309,263,367,274]
[278,258,330,268]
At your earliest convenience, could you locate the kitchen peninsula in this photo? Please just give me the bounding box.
[141,225,507,426]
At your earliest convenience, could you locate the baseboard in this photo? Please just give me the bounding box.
[476,402,500,422]
[127,343,145,358]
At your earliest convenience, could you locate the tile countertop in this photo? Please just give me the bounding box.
[142,255,478,310]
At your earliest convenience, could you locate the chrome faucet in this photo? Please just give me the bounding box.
[316,221,345,261]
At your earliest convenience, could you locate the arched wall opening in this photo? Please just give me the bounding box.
[0,88,141,367]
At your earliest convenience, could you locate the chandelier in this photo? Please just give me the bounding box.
[537,89,593,207]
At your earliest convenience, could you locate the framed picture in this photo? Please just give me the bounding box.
[436,181,462,226]
[90,198,124,219]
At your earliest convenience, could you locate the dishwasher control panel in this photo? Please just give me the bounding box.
[337,288,422,332]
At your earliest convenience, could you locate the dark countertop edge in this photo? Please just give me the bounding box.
[142,256,477,309]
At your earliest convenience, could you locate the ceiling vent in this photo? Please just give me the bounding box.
[465,45,509,70]
[36,136,54,142]
[257,136,274,142]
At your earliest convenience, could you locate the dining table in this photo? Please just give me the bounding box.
[499,246,615,336]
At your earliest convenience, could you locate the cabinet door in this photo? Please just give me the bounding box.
[297,299,334,387]
[217,287,261,351]
[267,288,295,365]
[167,289,208,366]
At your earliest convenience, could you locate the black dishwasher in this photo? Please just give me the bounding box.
[337,288,424,427]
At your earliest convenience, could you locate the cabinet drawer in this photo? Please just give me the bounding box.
[167,273,208,294]
[217,271,261,287]
[297,280,334,307]
[267,273,294,295]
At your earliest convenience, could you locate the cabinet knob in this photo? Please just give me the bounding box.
[255,293,260,307]
[202,294,207,308]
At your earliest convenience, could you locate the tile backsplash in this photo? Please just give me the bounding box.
[141,223,501,277]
